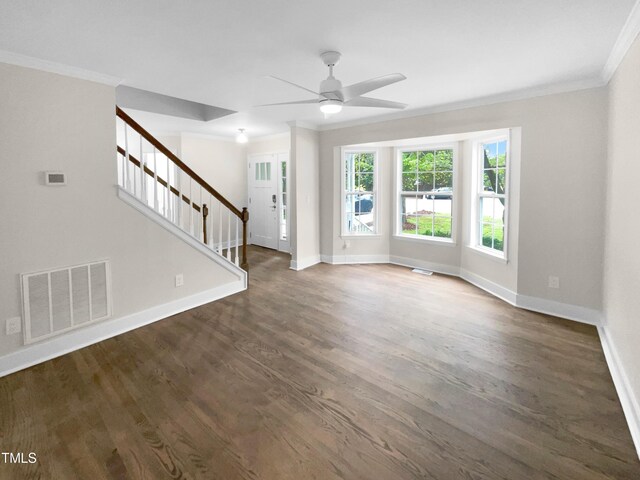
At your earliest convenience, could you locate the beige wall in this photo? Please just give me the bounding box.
[179,135,247,209]
[246,133,290,156]
[604,32,640,423]
[290,126,320,267]
[319,88,608,310]
[0,63,238,357]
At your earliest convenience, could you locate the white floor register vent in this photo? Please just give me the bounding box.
[412,268,433,276]
[21,260,112,344]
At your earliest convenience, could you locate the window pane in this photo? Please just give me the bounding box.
[497,168,506,194]
[351,152,374,176]
[415,195,433,215]
[435,171,452,189]
[402,172,417,192]
[260,162,265,180]
[402,214,418,235]
[402,152,418,172]
[497,141,507,167]
[494,226,504,251]
[416,214,434,236]
[419,151,434,172]
[435,216,452,238]
[435,149,453,171]
[483,169,497,192]
[354,193,374,215]
[401,195,419,215]
[417,172,434,192]
[282,177,287,193]
[493,198,505,225]
[434,197,452,217]
[355,173,373,192]
[480,197,494,222]
[481,224,493,247]
[266,162,271,180]
[281,161,286,177]
[255,164,259,180]
[483,143,498,167]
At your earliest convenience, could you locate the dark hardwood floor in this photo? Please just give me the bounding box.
[1,246,638,479]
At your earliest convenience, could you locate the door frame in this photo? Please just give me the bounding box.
[247,151,290,253]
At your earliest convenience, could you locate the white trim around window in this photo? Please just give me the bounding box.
[341,148,379,237]
[469,133,510,261]
[393,143,458,245]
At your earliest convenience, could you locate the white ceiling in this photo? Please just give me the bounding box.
[0,0,636,138]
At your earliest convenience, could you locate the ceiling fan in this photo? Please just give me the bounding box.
[260,51,407,115]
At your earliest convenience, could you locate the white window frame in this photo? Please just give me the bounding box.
[341,148,379,237]
[470,134,510,261]
[394,143,457,245]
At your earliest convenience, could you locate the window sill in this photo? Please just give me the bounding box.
[341,233,382,238]
[467,244,508,263]
[393,234,457,247]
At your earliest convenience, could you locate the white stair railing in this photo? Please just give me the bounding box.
[115,107,249,271]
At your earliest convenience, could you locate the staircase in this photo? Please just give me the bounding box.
[115,107,249,281]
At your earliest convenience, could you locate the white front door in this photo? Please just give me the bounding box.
[249,154,278,249]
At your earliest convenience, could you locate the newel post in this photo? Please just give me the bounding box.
[202,204,209,244]
[241,207,249,271]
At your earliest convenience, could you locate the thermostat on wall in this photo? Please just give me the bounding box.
[44,171,66,185]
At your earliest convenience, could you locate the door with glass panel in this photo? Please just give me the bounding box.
[248,154,278,249]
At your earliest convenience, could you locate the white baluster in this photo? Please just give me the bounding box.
[209,194,213,248]
[153,147,158,212]
[140,135,145,202]
[227,209,231,261]
[189,177,194,236]
[235,215,239,266]
[166,156,171,219]
[124,125,130,192]
[218,202,223,254]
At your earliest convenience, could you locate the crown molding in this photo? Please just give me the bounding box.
[602,0,640,83]
[0,50,122,86]
[287,120,318,130]
[318,75,606,132]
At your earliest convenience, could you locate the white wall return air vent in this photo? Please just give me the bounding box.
[21,260,112,344]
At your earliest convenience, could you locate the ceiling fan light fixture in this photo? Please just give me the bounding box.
[319,99,343,114]
[236,128,248,144]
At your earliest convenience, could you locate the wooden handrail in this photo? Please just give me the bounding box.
[116,106,242,218]
[116,106,249,272]
[117,146,202,212]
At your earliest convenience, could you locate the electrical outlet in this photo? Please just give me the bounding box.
[6,317,21,335]
[175,274,184,287]
[548,276,560,289]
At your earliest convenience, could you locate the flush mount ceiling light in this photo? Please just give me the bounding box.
[258,51,408,117]
[236,128,248,143]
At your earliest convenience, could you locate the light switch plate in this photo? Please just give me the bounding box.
[6,317,21,335]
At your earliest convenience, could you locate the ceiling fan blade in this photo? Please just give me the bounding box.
[256,99,318,107]
[341,73,406,101]
[268,75,319,96]
[344,96,407,109]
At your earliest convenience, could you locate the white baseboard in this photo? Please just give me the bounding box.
[290,255,321,271]
[0,279,246,378]
[459,268,518,305]
[389,255,461,277]
[598,326,640,460]
[322,254,390,264]
[118,186,246,284]
[517,294,602,326]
